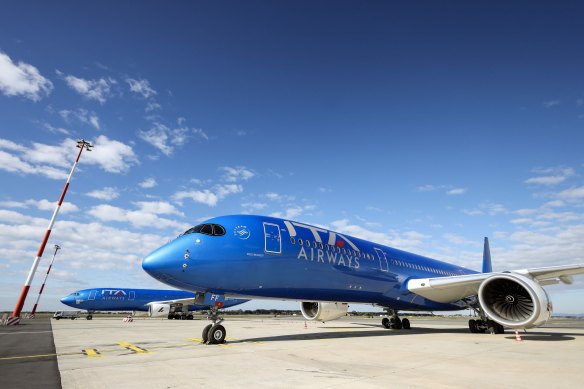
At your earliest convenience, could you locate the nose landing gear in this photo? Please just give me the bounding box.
[202,306,226,344]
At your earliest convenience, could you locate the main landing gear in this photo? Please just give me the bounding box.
[381,310,411,330]
[468,307,504,334]
[201,306,226,344]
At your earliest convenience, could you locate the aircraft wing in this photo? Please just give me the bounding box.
[407,264,584,304]
[145,297,196,307]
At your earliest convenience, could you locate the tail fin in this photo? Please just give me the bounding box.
[482,237,493,273]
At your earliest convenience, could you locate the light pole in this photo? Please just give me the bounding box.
[30,244,61,316]
[8,139,93,324]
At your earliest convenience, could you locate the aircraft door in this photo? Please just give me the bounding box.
[263,222,282,254]
[89,290,97,300]
[374,248,389,272]
[129,291,135,301]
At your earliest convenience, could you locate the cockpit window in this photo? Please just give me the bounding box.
[212,224,226,236]
[180,223,226,237]
[201,224,213,235]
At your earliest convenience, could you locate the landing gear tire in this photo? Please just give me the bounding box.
[207,324,226,344]
[180,315,186,320]
[382,317,390,329]
[390,317,402,330]
[401,318,411,330]
[86,315,93,320]
[168,314,173,320]
[187,314,193,320]
[468,319,478,333]
[202,324,212,343]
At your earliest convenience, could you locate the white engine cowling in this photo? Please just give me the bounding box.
[148,303,171,317]
[478,273,552,329]
[300,302,348,322]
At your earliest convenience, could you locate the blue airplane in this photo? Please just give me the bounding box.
[60,287,249,320]
[142,215,584,344]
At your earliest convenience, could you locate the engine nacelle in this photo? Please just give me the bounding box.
[148,303,171,317]
[478,273,552,329]
[300,302,348,322]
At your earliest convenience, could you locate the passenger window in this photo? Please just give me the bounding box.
[299,239,303,245]
[291,237,295,244]
[319,243,324,249]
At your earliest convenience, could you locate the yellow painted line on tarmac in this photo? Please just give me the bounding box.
[187,337,203,343]
[117,342,150,354]
[0,351,80,361]
[82,349,103,358]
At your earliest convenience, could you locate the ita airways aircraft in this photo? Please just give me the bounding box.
[60,288,249,320]
[142,215,584,344]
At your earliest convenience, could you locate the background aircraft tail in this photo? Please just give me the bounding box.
[482,237,493,273]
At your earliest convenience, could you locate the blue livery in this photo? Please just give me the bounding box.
[142,214,584,343]
[60,287,248,320]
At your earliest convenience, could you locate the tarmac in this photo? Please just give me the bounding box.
[2,316,583,388]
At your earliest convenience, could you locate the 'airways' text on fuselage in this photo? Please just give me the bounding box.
[297,246,360,269]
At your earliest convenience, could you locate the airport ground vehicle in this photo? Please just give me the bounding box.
[53,311,80,320]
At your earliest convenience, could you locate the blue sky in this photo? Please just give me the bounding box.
[1,1,583,313]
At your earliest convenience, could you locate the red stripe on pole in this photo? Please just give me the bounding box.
[47,265,52,274]
[11,285,31,317]
[39,284,45,294]
[31,303,39,315]
[36,230,52,257]
[75,146,84,162]
[58,183,70,205]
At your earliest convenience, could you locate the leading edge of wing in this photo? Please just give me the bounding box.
[407,264,584,304]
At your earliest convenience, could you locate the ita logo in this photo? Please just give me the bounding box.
[234,225,251,240]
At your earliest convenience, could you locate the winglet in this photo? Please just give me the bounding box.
[482,237,492,273]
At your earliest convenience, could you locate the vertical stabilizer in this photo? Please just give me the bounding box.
[482,237,492,273]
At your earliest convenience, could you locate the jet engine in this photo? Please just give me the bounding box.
[478,273,552,329]
[148,303,171,317]
[300,302,348,322]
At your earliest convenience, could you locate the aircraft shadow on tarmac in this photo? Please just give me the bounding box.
[228,324,582,344]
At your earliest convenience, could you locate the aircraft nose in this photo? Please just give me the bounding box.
[60,296,73,305]
[142,244,176,278]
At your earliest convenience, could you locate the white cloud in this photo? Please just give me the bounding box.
[417,184,466,196]
[139,121,208,156]
[556,186,584,201]
[173,184,243,207]
[0,199,78,213]
[264,192,295,202]
[145,102,161,112]
[86,187,120,201]
[0,137,138,179]
[139,178,157,189]
[88,203,183,229]
[133,201,183,216]
[463,201,507,216]
[446,188,466,196]
[59,108,100,130]
[543,100,560,108]
[82,135,139,173]
[0,209,171,274]
[126,78,157,98]
[0,51,53,101]
[241,202,267,213]
[221,166,255,182]
[525,167,574,186]
[61,73,116,104]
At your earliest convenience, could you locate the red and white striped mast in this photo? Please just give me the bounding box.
[10,139,93,322]
[30,244,61,316]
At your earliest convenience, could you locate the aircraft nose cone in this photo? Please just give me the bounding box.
[142,245,174,278]
[60,296,72,305]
